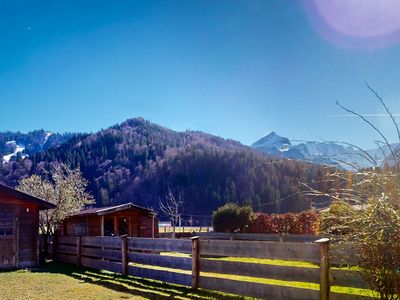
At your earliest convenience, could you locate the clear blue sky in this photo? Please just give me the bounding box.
[1,0,400,148]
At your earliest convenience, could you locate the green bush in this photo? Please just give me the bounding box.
[349,195,400,299]
[212,203,254,232]
[320,201,356,235]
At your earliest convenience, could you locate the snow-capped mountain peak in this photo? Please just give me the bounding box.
[251,132,395,170]
[252,131,291,151]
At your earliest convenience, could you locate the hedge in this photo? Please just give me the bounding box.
[248,210,320,234]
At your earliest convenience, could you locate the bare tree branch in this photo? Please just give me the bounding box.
[336,100,399,169]
[365,82,400,144]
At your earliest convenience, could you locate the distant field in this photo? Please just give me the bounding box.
[0,262,248,300]
[158,226,211,233]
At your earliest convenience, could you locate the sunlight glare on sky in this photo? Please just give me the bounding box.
[304,0,400,49]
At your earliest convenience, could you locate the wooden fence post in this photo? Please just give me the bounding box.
[191,236,200,289]
[121,235,128,276]
[76,236,81,267]
[316,238,330,300]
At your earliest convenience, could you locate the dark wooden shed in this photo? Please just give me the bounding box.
[0,183,56,269]
[60,203,158,238]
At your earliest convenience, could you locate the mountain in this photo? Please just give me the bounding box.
[0,130,78,163]
[252,132,394,170]
[251,132,306,160]
[0,118,334,220]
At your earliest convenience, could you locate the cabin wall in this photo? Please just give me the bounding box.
[64,217,88,236]
[0,196,39,269]
[62,210,158,238]
[18,205,39,268]
[88,216,101,236]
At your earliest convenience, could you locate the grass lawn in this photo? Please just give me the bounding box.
[0,262,250,300]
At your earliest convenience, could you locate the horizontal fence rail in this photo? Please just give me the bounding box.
[197,232,330,243]
[55,234,373,300]
[200,239,320,262]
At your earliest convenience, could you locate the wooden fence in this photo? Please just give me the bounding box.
[196,232,331,242]
[54,235,373,300]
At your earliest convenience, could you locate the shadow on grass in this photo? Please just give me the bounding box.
[34,262,248,300]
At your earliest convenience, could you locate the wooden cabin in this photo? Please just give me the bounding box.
[0,183,56,269]
[60,203,158,238]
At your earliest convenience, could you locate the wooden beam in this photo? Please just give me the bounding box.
[316,238,330,300]
[191,236,200,289]
[128,216,132,237]
[113,216,118,236]
[127,237,192,253]
[76,236,81,267]
[121,235,128,276]
[151,216,155,238]
[100,216,104,236]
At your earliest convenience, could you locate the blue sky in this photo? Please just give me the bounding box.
[1,1,400,148]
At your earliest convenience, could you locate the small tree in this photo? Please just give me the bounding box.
[212,203,254,232]
[159,186,183,239]
[310,84,400,299]
[17,163,94,257]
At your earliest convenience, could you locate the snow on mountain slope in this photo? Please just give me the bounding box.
[252,132,393,170]
[252,132,292,154]
[3,141,27,162]
[43,131,53,147]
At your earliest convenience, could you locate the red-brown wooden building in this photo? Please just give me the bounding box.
[60,203,158,238]
[0,183,56,269]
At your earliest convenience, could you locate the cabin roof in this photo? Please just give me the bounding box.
[0,183,56,210]
[71,202,156,217]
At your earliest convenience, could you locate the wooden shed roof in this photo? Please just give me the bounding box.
[71,202,156,217]
[0,183,56,210]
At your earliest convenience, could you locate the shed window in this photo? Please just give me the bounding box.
[104,218,114,236]
[118,217,128,236]
[0,220,13,236]
[72,222,88,236]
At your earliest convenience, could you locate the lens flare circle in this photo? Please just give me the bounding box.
[303,0,400,49]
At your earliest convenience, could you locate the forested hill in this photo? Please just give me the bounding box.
[0,118,333,216]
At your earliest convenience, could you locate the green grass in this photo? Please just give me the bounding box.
[156,253,375,298]
[0,262,250,300]
[0,256,376,299]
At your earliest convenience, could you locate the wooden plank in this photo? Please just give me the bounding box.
[128,252,192,270]
[128,238,192,253]
[191,237,200,288]
[81,236,121,249]
[57,244,77,255]
[81,256,122,273]
[81,247,122,261]
[121,235,127,276]
[316,238,330,300]
[57,253,77,265]
[128,265,191,286]
[199,276,319,300]
[331,269,369,289]
[201,259,320,283]
[200,240,320,262]
[57,236,79,246]
[331,292,374,300]
[197,232,328,243]
[76,236,81,267]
